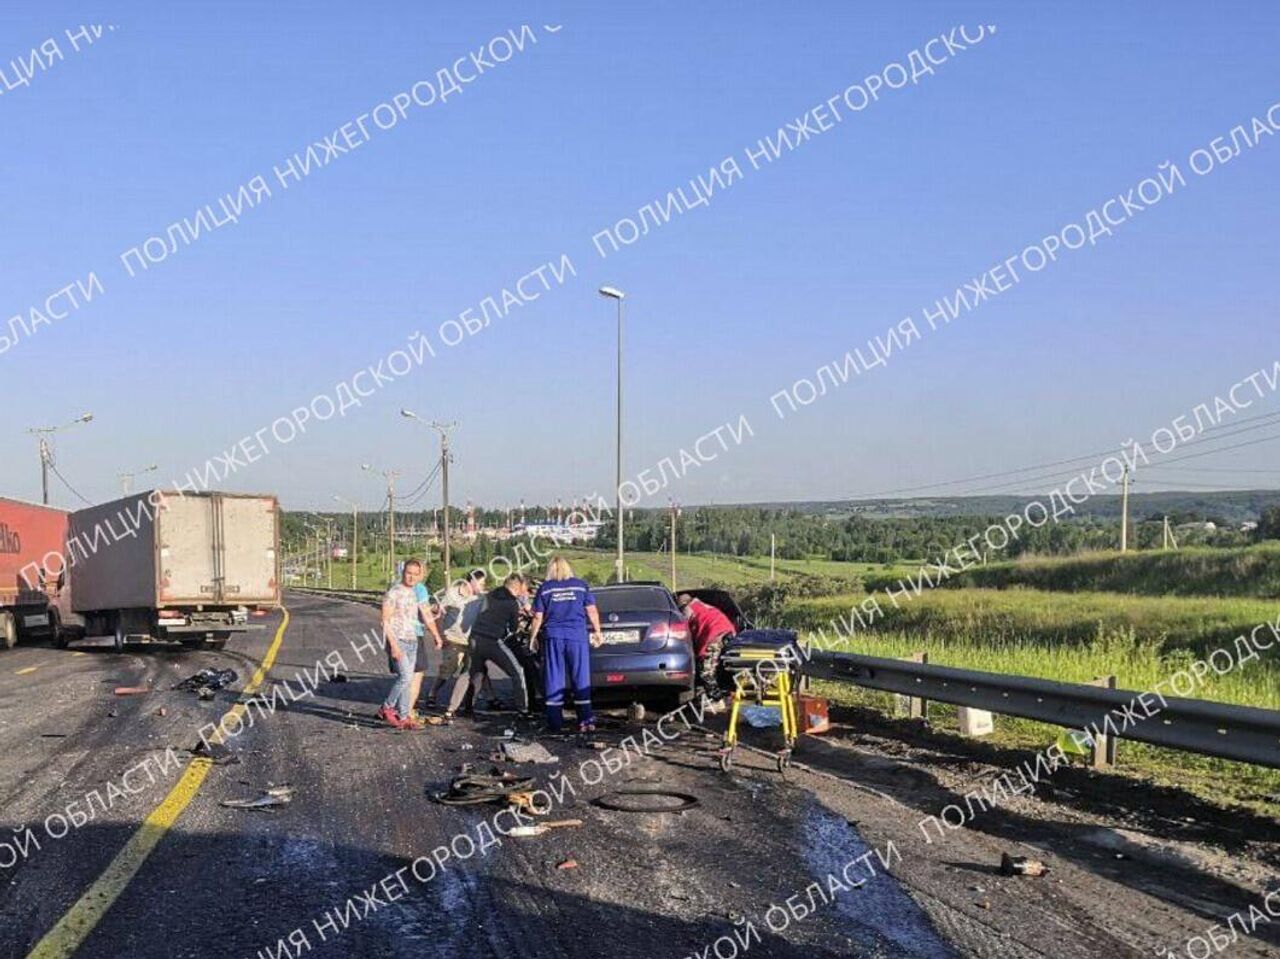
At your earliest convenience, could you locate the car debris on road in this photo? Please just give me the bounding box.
[173,668,238,694]
[507,819,583,837]
[1000,853,1049,877]
[221,785,295,810]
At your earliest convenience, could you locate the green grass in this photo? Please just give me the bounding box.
[782,588,1280,658]
[923,543,1280,598]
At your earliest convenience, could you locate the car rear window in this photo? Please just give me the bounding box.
[594,587,676,615]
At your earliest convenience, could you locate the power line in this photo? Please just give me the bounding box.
[850,410,1280,500]
[48,462,93,506]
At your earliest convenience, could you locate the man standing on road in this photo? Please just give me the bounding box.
[424,568,486,710]
[678,593,737,704]
[443,572,530,722]
[379,559,441,729]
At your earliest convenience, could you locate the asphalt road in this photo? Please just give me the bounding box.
[1,593,1277,959]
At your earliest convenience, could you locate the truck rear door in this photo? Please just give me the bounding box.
[218,496,278,605]
[157,495,217,604]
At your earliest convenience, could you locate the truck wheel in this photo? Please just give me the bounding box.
[50,610,69,649]
[0,612,16,650]
[113,615,126,654]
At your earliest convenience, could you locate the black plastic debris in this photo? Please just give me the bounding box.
[190,740,241,765]
[173,668,238,693]
[434,766,536,806]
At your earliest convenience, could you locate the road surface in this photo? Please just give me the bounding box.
[1,592,1277,959]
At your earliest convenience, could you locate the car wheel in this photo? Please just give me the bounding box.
[653,691,686,716]
[626,702,646,723]
[0,612,16,650]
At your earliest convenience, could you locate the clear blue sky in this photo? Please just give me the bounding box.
[2,1,1277,512]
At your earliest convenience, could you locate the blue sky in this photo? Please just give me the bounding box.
[2,1,1277,512]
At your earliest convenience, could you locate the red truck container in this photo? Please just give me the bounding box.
[0,496,71,649]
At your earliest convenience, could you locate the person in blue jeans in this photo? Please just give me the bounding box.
[528,556,604,733]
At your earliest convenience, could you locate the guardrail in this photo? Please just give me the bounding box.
[804,650,1280,770]
[288,585,383,608]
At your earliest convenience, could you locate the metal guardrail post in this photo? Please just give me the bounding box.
[908,651,928,721]
[1088,674,1119,769]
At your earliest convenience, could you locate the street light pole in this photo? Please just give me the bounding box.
[26,413,94,505]
[599,287,626,583]
[334,496,359,589]
[119,464,158,495]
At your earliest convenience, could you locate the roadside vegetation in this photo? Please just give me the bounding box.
[926,543,1280,598]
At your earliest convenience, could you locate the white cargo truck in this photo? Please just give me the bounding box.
[69,491,280,651]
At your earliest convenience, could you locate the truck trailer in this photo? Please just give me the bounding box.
[0,497,71,649]
[70,491,280,651]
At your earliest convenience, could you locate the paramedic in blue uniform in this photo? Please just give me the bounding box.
[528,556,604,733]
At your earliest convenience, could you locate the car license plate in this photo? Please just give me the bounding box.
[604,629,641,645]
[23,614,48,627]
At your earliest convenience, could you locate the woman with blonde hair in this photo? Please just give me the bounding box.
[529,556,604,732]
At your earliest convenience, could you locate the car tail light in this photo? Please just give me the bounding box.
[606,673,626,683]
[648,621,690,643]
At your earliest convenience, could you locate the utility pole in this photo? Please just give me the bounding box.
[441,427,452,583]
[387,476,396,576]
[669,501,680,592]
[770,534,777,582]
[1163,515,1178,550]
[1120,465,1131,552]
[399,412,457,584]
[38,438,50,505]
[362,464,401,577]
[325,518,334,588]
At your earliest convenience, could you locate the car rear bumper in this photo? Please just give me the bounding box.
[590,647,695,698]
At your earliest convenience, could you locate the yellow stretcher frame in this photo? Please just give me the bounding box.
[718,646,799,774]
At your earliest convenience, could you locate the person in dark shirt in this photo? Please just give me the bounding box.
[529,557,603,733]
[444,572,530,721]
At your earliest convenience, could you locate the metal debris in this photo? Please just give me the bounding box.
[1000,853,1048,877]
[221,786,294,810]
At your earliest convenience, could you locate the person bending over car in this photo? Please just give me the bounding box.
[443,572,530,722]
[529,557,603,734]
[678,593,737,703]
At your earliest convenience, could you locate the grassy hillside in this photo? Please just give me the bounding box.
[905,544,1280,598]
[781,588,1278,660]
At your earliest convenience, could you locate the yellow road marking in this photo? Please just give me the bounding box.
[27,608,290,959]
[15,665,40,675]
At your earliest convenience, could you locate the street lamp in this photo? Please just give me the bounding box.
[26,413,94,505]
[118,463,158,495]
[401,410,457,583]
[333,495,359,589]
[598,286,625,583]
